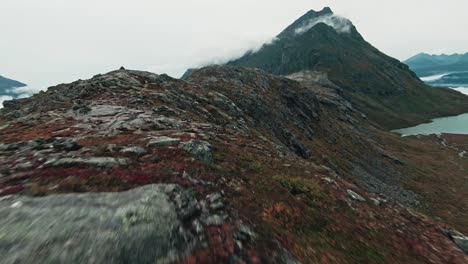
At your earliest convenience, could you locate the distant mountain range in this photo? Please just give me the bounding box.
[404,53,468,77]
[224,7,468,129]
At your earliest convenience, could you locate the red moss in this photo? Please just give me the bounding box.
[0,121,76,143]
[0,149,216,196]
[78,134,143,147]
[177,224,260,264]
[0,185,25,195]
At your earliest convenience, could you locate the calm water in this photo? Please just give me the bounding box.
[394,112,468,136]
[395,73,468,136]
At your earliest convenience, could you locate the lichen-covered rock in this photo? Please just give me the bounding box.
[180,140,214,163]
[0,184,197,264]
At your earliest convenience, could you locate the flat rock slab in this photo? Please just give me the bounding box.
[89,105,128,117]
[86,105,144,118]
[0,184,195,264]
[147,136,181,147]
[120,146,147,156]
[48,157,130,168]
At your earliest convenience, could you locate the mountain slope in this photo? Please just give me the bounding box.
[227,8,468,129]
[405,53,468,77]
[0,66,467,262]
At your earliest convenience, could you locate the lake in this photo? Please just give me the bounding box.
[393,73,468,136]
[393,112,468,136]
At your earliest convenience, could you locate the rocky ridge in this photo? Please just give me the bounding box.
[0,67,467,263]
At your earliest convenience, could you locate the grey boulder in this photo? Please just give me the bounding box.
[0,184,197,264]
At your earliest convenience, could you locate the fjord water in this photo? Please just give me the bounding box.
[394,112,468,136]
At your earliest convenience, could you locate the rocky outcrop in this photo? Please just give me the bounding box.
[180,140,214,163]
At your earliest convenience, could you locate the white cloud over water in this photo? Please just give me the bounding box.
[420,73,450,82]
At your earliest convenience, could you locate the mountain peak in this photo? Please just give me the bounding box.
[228,9,468,129]
[279,7,354,38]
[302,6,334,19]
[321,6,333,14]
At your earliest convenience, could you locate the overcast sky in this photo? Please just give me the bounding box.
[1,0,467,91]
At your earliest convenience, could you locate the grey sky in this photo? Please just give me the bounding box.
[1,0,467,91]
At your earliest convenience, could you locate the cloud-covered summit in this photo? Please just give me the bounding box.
[294,14,353,34]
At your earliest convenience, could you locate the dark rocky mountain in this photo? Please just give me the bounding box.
[405,52,468,77]
[0,75,26,96]
[227,8,468,130]
[1,66,467,263]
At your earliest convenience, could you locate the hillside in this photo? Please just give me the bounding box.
[226,8,468,130]
[405,53,468,77]
[0,66,467,263]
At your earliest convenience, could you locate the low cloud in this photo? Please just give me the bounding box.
[146,36,279,78]
[0,86,42,107]
[10,85,41,95]
[295,14,353,34]
[6,85,41,98]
